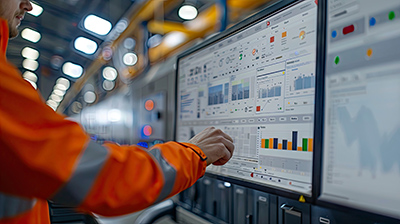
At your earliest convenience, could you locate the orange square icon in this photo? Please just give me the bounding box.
[282,31,287,38]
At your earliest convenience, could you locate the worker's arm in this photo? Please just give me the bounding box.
[0,60,234,216]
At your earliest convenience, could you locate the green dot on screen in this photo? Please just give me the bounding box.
[389,11,395,20]
[335,56,340,65]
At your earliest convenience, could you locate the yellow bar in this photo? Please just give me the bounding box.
[278,143,282,149]
[261,139,265,148]
[269,138,273,148]
[298,146,302,151]
[288,142,292,150]
[308,139,313,152]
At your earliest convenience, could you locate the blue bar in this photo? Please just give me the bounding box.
[273,138,278,149]
[292,131,298,150]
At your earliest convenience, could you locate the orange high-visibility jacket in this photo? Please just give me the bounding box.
[0,19,207,223]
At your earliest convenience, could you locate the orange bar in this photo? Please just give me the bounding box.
[298,146,302,151]
[269,138,273,148]
[288,142,292,150]
[278,143,282,149]
[261,139,265,148]
[308,139,313,152]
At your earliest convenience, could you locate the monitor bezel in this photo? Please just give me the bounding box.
[174,0,320,202]
[314,0,400,222]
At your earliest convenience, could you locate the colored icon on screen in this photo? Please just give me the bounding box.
[334,56,340,65]
[145,99,155,111]
[299,30,306,40]
[369,17,376,26]
[332,30,337,38]
[388,11,395,20]
[366,48,373,58]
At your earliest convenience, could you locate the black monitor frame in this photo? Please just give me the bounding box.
[313,1,400,223]
[174,0,323,202]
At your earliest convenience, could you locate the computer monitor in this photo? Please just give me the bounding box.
[319,0,400,220]
[176,0,318,196]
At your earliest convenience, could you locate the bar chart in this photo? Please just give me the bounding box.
[258,125,313,152]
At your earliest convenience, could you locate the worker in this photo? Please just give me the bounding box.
[0,0,235,223]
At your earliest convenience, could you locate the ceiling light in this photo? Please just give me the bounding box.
[22,71,38,82]
[84,91,96,104]
[53,89,65,96]
[21,47,39,60]
[84,15,112,35]
[147,34,162,48]
[74,37,98,55]
[50,94,63,102]
[21,28,41,43]
[103,80,115,91]
[108,109,121,122]
[62,62,83,78]
[24,78,37,89]
[46,100,58,109]
[178,5,198,20]
[56,77,70,89]
[22,59,39,71]
[102,67,118,81]
[123,53,138,66]
[28,2,43,17]
[164,31,187,48]
[124,38,136,49]
[54,84,68,91]
[115,19,128,33]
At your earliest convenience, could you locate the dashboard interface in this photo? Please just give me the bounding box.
[320,0,400,219]
[176,0,317,195]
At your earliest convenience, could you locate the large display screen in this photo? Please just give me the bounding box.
[320,0,400,219]
[176,0,317,195]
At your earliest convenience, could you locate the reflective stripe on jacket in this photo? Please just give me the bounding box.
[0,18,207,223]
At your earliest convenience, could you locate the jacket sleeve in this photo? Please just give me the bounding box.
[0,59,207,216]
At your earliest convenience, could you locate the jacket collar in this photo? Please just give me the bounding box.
[0,18,9,60]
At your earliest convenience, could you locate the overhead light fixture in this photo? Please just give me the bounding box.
[28,2,43,17]
[123,38,136,50]
[83,91,96,104]
[53,89,65,97]
[74,37,98,55]
[164,31,187,48]
[21,47,39,60]
[24,78,37,89]
[84,14,112,36]
[50,94,63,103]
[108,109,121,122]
[123,53,138,66]
[22,71,38,82]
[178,5,198,20]
[147,34,162,48]
[56,77,70,89]
[115,19,128,33]
[46,100,58,110]
[21,28,41,43]
[62,62,83,78]
[102,80,115,91]
[102,67,118,81]
[22,59,39,71]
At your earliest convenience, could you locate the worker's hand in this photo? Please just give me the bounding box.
[188,127,234,166]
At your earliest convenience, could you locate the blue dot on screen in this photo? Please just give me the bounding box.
[332,30,337,38]
[370,17,376,26]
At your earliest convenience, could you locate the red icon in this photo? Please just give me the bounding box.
[270,36,275,43]
[256,106,261,111]
[267,21,270,27]
[251,173,254,177]
[252,48,257,55]
[343,24,355,35]
[145,99,155,111]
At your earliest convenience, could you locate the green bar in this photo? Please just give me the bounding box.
[302,138,308,151]
[265,139,269,148]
